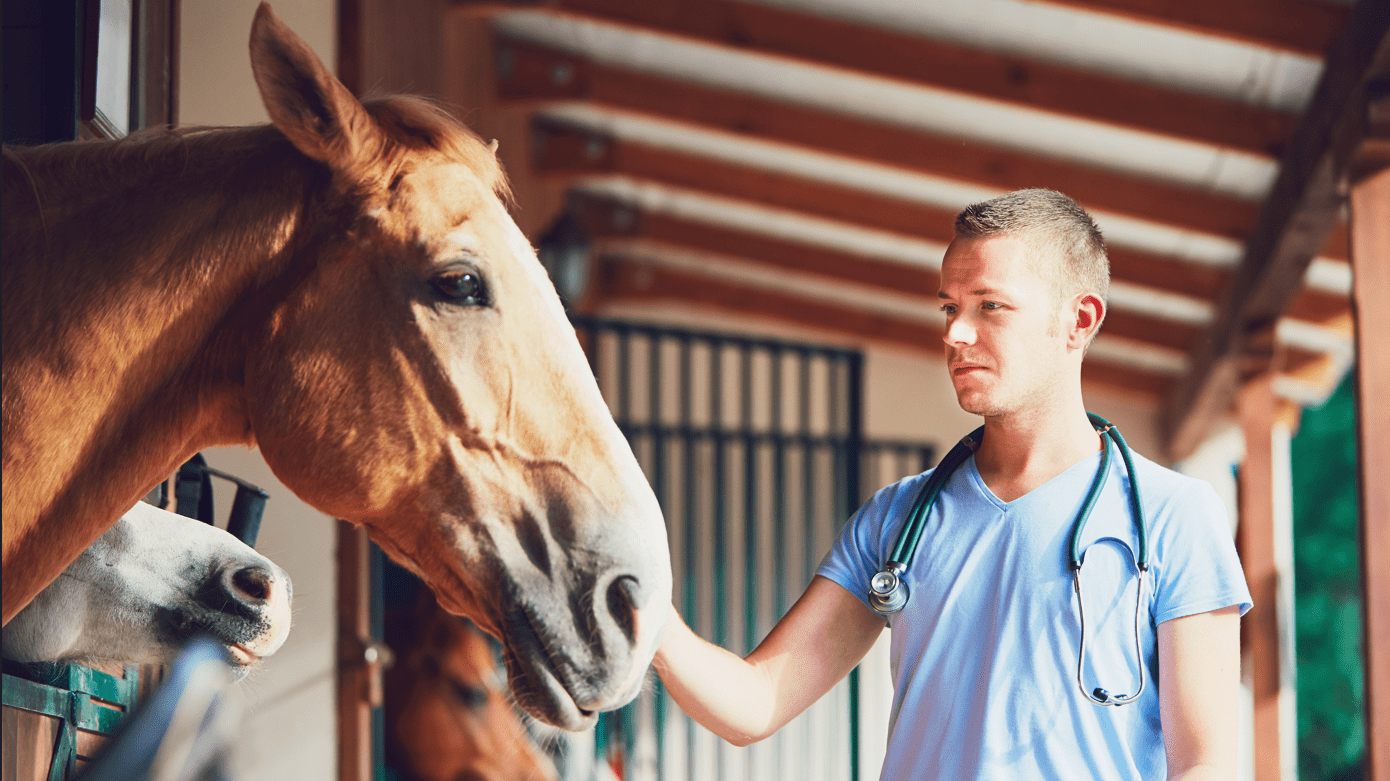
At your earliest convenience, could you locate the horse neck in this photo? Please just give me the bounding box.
[2,127,323,620]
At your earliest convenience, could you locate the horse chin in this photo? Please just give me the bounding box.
[499,614,598,731]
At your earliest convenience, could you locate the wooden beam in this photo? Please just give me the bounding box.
[499,40,1262,241]
[534,119,1239,300]
[1351,166,1390,781]
[537,112,1347,265]
[1236,376,1287,781]
[1286,287,1354,328]
[336,520,372,781]
[1161,2,1390,461]
[573,193,1205,353]
[337,0,362,94]
[596,255,1177,400]
[1035,0,1347,57]
[467,0,1296,155]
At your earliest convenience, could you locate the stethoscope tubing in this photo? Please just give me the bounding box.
[868,413,1151,706]
[1074,563,1148,706]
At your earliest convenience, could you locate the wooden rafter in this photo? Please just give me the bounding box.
[1037,0,1347,57]
[596,255,1179,399]
[573,193,1206,355]
[497,39,1262,241]
[537,119,1351,323]
[535,119,1232,299]
[1161,0,1390,460]
[464,0,1296,155]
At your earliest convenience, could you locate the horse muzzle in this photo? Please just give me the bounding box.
[177,559,293,674]
[497,557,671,730]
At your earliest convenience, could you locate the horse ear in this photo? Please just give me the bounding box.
[249,2,373,169]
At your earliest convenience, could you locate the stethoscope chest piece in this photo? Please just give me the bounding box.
[869,562,909,615]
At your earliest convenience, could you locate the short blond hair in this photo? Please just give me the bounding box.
[953,189,1109,312]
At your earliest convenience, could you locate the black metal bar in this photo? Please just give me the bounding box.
[617,325,631,425]
[711,342,727,649]
[586,321,601,382]
[679,334,697,780]
[709,340,729,781]
[845,350,865,781]
[225,483,269,548]
[800,350,815,586]
[771,347,788,620]
[646,331,668,781]
[741,346,758,655]
[569,316,859,362]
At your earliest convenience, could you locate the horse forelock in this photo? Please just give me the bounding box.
[359,95,512,206]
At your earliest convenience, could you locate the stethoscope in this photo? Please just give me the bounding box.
[867,413,1150,707]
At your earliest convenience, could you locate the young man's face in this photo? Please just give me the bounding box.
[938,234,1073,418]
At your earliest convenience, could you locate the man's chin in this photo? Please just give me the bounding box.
[954,391,1000,418]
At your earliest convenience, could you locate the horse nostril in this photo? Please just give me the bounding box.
[606,575,642,641]
[230,566,273,602]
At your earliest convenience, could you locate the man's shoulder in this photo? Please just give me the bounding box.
[1122,448,1224,514]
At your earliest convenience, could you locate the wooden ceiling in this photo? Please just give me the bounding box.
[366,0,1390,459]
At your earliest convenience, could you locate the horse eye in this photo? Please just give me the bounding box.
[432,271,488,306]
[449,681,489,710]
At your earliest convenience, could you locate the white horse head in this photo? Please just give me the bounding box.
[2,502,292,679]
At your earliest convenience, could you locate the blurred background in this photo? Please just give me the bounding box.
[2,0,1384,780]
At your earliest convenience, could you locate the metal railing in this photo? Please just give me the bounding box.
[573,317,935,781]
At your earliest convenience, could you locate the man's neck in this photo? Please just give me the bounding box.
[972,400,1102,503]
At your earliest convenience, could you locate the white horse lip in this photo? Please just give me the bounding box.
[501,609,599,730]
[226,643,261,666]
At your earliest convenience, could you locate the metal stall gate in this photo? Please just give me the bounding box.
[572,317,934,781]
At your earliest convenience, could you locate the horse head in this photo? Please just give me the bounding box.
[240,4,670,727]
[385,591,559,781]
[2,502,292,678]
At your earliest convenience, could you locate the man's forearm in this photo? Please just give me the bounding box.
[652,578,885,748]
[651,604,780,747]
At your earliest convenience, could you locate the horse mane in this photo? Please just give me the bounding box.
[3,94,511,205]
[360,95,513,206]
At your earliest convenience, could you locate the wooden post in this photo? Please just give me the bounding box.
[1350,164,1390,781]
[1238,376,1285,781]
[336,520,373,781]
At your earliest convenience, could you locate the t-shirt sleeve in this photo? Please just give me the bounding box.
[816,475,921,616]
[1149,477,1253,624]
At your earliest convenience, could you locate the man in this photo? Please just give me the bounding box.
[653,189,1251,780]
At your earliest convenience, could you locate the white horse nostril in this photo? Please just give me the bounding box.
[605,575,642,641]
[230,566,273,602]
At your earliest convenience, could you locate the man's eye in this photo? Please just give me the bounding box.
[940,304,956,314]
[982,302,1001,311]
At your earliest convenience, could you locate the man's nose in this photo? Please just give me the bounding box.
[944,315,975,346]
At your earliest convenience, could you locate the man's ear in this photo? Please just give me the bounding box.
[1068,292,1105,350]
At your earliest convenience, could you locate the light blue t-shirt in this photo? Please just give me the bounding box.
[817,445,1252,780]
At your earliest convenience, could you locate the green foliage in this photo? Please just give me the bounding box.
[1291,373,1364,781]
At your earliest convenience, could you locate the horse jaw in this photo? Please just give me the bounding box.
[2,504,293,675]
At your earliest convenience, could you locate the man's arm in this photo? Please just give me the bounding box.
[1159,605,1242,780]
[652,575,886,746]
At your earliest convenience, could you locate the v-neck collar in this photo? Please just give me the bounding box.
[965,448,1107,511]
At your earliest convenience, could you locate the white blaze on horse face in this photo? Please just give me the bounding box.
[1,502,292,675]
[395,185,673,725]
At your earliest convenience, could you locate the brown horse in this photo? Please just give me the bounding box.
[1,3,669,727]
[385,590,559,781]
